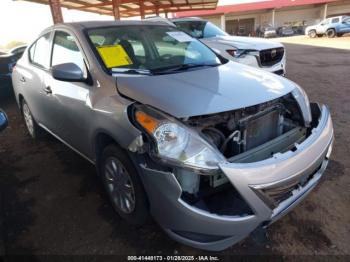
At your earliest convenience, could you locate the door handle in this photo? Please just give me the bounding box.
[20,76,26,83]
[44,86,52,94]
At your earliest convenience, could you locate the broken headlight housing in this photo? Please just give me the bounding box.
[133,105,225,173]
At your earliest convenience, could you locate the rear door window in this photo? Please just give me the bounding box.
[29,32,51,69]
[332,18,340,23]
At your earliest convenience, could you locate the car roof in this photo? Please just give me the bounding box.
[171,17,204,22]
[64,20,168,29]
[40,20,171,35]
[329,16,343,19]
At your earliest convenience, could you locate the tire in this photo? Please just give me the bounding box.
[308,30,317,38]
[100,144,150,225]
[327,29,336,38]
[21,99,43,139]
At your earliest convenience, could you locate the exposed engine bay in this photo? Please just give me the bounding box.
[175,94,310,213]
[184,93,306,160]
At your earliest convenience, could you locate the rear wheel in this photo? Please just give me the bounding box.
[308,30,317,38]
[100,144,150,225]
[22,100,42,139]
[326,29,336,38]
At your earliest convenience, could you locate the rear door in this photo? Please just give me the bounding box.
[16,32,52,124]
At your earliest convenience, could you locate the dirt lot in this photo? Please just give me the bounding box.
[0,43,350,258]
[273,34,350,50]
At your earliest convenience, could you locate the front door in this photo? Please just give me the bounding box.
[44,30,92,156]
[316,19,330,34]
[339,17,350,34]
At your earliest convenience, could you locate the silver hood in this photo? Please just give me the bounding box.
[202,35,283,51]
[116,62,296,118]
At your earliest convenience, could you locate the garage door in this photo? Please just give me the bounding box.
[226,18,255,36]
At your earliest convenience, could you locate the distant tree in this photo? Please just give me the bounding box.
[5,40,27,50]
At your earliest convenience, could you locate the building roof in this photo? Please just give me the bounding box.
[22,0,218,18]
[174,0,338,17]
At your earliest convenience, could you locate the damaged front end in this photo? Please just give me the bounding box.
[127,89,333,251]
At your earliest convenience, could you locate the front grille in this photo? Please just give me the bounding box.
[252,163,323,209]
[259,47,284,67]
[261,180,299,207]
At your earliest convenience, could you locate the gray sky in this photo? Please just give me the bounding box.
[0,0,265,46]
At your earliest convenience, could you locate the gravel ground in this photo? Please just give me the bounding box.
[0,43,349,258]
[273,34,350,50]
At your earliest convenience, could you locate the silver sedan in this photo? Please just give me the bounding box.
[12,21,333,251]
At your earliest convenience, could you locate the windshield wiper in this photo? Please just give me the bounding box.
[111,68,152,75]
[151,63,221,75]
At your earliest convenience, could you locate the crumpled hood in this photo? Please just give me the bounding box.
[202,35,283,50]
[116,62,296,118]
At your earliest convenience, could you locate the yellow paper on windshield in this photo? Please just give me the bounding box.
[97,45,132,68]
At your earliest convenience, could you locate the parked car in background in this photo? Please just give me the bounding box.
[259,26,277,38]
[305,16,350,38]
[0,45,27,93]
[0,110,8,132]
[170,17,286,75]
[9,45,27,60]
[277,26,294,37]
[12,21,333,251]
[292,25,306,35]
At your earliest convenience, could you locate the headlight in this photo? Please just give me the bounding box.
[292,84,312,126]
[133,106,225,173]
[226,49,246,58]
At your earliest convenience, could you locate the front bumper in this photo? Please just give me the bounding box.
[139,105,333,251]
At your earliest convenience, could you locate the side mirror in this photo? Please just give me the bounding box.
[52,63,85,82]
[0,110,8,132]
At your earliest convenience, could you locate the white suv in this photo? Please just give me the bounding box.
[172,17,286,75]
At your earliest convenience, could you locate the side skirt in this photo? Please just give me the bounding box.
[38,123,96,165]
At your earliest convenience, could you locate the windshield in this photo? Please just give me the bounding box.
[173,20,228,39]
[87,25,222,74]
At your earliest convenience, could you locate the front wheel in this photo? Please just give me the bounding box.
[308,30,317,38]
[100,144,150,225]
[326,29,336,38]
